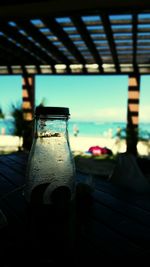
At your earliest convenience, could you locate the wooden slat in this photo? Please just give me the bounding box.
[0,174,15,197]
[0,35,41,66]
[0,9,149,74]
[0,156,26,175]
[16,19,71,65]
[91,199,150,248]
[97,179,150,212]
[3,189,27,222]
[101,14,120,72]
[132,13,138,73]
[0,21,56,65]
[6,152,28,167]
[72,16,104,72]
[0,160,25,186]
[92,189,150,228]
[43,18,86,66]
[79,217,142,259]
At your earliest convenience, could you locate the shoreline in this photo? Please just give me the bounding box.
[69,136,150,156]
[0,135,149,156]
[0,135,23,152]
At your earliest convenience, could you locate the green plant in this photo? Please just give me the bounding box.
[11,103,24,137]
[0,106,5,119]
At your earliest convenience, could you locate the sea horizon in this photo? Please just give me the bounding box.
[68,120,150,140]
[0,118,150,140]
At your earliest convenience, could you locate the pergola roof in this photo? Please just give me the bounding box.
[0,0,150,75]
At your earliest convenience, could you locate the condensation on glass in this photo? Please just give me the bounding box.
[24,106,76,205]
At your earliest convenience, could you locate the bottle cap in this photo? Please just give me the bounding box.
[35,106,70,116]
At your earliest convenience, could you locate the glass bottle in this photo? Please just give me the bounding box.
[24,106,76,264]
[24,106,76,204]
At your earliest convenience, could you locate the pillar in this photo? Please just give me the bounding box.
[22,74,35,150]
[126,74,140,155]
[22,74,35,120]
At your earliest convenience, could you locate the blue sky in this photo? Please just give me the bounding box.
[0,74,150,122]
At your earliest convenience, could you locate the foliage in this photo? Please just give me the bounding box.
[11,103,24,137]
[0,106,5,119]
[74,153,116,161]
[38,97,47,108]
[138,128,150,141]
[121,126,150,141]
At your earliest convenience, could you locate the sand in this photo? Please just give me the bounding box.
[0,135,23,152]
[69,136,150,156]
[0,135,149,156]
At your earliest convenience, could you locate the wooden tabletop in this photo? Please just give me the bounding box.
[0,152,150,266]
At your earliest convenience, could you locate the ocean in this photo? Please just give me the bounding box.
[0,119,150,140]
[0,119,15,135]
[68,121,150,140]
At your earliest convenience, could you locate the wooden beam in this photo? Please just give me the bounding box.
[132,13,138,74]
[72,16,104,72]
[16,19,71,65]
[43,18,86,65]
[0,0,150,18]
[101,14,120,73]
[0,21,57,66]
[0,35,42,66]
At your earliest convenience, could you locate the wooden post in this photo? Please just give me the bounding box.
[126,74,140,155]
[22,75,35,120]
[22,74,35,150]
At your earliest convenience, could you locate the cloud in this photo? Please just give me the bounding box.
[71,107,127,121]
[71,106,150,122]
[89,107,127,122]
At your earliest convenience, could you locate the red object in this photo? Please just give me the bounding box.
[88,146,103,156]
[88,146,112,156]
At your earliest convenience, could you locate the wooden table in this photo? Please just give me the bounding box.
[0,152,150,266]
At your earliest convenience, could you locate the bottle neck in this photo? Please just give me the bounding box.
[35,115,69,138]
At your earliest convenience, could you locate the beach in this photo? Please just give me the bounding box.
[69,136,150,156]
[0,134,149,156]
[0,119,150,156]
[0,135,23,153]
[69,136,124,154]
